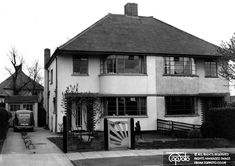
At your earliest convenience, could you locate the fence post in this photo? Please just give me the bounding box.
[130,118,135,149]
[171,121,174,136]
[63,116,67,153]
[104,118,109,151]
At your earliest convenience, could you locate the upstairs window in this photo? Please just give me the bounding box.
[73,56,88,74]
[164,57,196,75]
[165,96,195,115]
[205,60,217,77]
[101,55,146,74]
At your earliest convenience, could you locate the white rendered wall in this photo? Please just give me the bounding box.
[48,59,57,132]
[56,55,100,132]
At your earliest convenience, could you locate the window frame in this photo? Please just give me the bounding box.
[104,97,147,116]
[164,57,196,76]
[165,96,196,116]
[73,55,89,75]
[101,55,146,74]
[205,60,218,77]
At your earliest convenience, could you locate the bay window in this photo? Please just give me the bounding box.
[104,97,146,116]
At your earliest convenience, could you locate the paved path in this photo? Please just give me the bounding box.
[1,128,73,166]
[66,147,235,160]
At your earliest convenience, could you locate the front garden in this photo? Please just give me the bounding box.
[48,131,235,153]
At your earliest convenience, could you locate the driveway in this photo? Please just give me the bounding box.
[1,128,73,166]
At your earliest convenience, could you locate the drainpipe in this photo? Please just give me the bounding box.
[55,56,58,133]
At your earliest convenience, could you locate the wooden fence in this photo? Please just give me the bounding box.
[157,119,201,137]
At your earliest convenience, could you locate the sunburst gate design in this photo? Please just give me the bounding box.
[108,120,130,148]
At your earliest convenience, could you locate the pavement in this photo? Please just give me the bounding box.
[0,128,73,166]
[1,128,235,166]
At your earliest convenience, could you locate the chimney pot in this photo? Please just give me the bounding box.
[124,3,138,16]
[44,48,50,67]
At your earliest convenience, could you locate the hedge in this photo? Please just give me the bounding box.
[207,107,235,139]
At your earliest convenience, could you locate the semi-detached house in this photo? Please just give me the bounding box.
[44,3,229,133]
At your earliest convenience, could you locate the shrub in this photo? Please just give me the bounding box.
[200,122,216,138]
[208,107,235,140]
[188,129,201,138]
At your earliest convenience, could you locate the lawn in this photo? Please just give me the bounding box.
[48,132,235,152]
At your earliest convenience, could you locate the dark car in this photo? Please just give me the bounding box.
[13,110,34,132]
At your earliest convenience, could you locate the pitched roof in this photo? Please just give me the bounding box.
[58,14,219,56]
[0,70,43,96]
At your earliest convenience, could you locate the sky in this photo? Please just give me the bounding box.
[0,0,235,84]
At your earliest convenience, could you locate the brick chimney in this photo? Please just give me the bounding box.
[44,48,50,67]
[124,3,138,16]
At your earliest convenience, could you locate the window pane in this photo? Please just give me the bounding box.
[124,56,140,73]
[117,56,125,73]
[211,63,217,76]
[80,58,88,74]
[164,57,170,74]
[184,58,191,75]
[126,97,138,115]
[73,57,80,73]
[174,57,184,74]
[107,98,117,116]
[139,98,146,115]
[107,56,116,73]
[118,97,125,115]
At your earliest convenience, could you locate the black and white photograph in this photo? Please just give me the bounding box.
[0,0,235,165]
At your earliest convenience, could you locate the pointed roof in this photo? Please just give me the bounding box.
[0,69,43,96]
[58,14,219,56]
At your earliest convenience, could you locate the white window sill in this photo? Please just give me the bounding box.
[165,114,199,117]
[105,115,148,118]
[99,73,147,77]
[71,73,89,76]
[163,74,199,77]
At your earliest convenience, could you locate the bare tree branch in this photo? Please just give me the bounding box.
[218,33,235,83]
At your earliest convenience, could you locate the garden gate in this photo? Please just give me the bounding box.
[104,118,135,150]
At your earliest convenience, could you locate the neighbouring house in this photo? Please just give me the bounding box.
[0,65,44,127]
[44,3,229,133]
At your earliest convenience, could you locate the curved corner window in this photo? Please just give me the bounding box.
[164,57,196,75]
[101,55,146,74]
[104,97,146,116]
